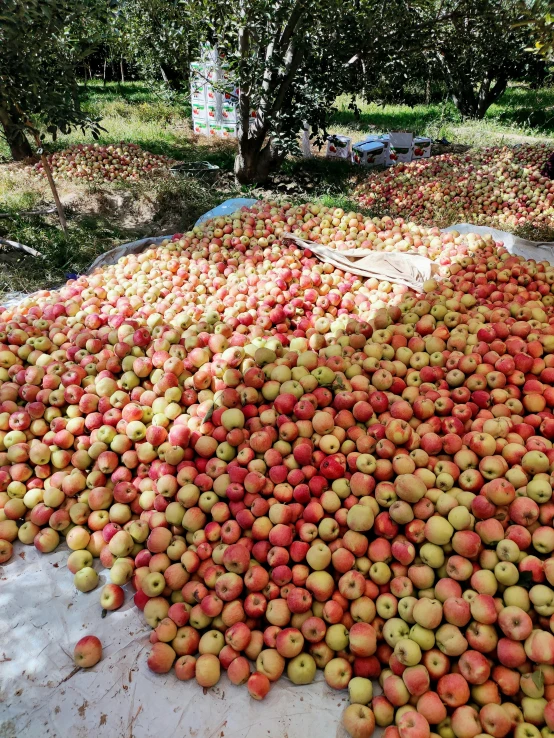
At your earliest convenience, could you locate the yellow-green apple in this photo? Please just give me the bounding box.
[349,676,373,705]
[287,653,316,685]
[195,653,220,687]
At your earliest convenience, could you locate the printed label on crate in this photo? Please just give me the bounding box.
[413,137,432,159]
[223,85,239,103]
[326,135,352,159]
[206,65,218,83]
[190,62,205,87]
[392,146,412,164]
[207,104,217,120]
[222,104,236,123]
[193,120,208,135]
[221,124,237,139]
[209,123,223,137]
[192,103,207,119]
[190,83,205,104]
[206,87,217,102]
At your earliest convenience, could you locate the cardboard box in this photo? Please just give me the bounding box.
[413,136,432,160]
[190,53,239,136]
[326,135,351,159]
[190,61,205,80]
[192,120,208,136]
[192,103,207,120]
[223,87,240,104]
[221,124,237,139]
[352,140,386,167]
[190,82,206,105]
[206,64,218,84]
[221,104,236,123]
[390,132,414,164]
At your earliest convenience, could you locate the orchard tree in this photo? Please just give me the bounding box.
[347,0,537,119]
[199,0,357,183]
[113,0,203,90]
[429,0,535,119]
[0,0,106,160]
[517,0,554,56]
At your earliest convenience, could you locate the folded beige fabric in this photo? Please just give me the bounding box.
[285,233,438,292]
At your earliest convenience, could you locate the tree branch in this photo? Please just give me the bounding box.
[269,45,304,118]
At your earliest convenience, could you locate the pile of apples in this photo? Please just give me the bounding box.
[31,143,173,182]
[5,202,554,738]
[358,145,554,229]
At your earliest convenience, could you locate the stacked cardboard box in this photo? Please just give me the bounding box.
[190,54,239,139]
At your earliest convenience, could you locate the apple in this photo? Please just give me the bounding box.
[100,583,124,611]
[342,704,376,738]
[287,653,317,685]
[74,635,102,667]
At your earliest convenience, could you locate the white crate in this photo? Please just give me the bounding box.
[192,119,208,136]
[326,135,352,159]
[352,140,386,167]
[191,102,208,120]
[413,136,432,160]
[208,122,223,137]
[390,132,414,164]
[221,124,237,139]
[221,104,237,124]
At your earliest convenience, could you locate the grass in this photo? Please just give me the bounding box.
[0,81,235,170]
[331,86,554,146]
[0,154,226,298]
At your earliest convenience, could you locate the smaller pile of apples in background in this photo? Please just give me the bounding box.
[357,144,554,230]
[31,142,173,182]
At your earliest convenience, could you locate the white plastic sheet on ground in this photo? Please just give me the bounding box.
[0,544,352,738]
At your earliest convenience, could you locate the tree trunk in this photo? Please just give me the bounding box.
[120,58,125,83]
[0,106,33,161]
[234,137,279,184]
[103,58,107,87]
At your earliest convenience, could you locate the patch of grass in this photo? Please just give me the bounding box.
[145,175,233,232]
[330,86,554,146]
[0,215,123,296]
[313,193,380,218]
[0,81,235,169]
[0,170,45,214]
[282,157,358,193]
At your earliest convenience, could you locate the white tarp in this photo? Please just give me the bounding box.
[0,544,350,738]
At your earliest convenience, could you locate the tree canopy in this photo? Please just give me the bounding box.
[0,0,107,159]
